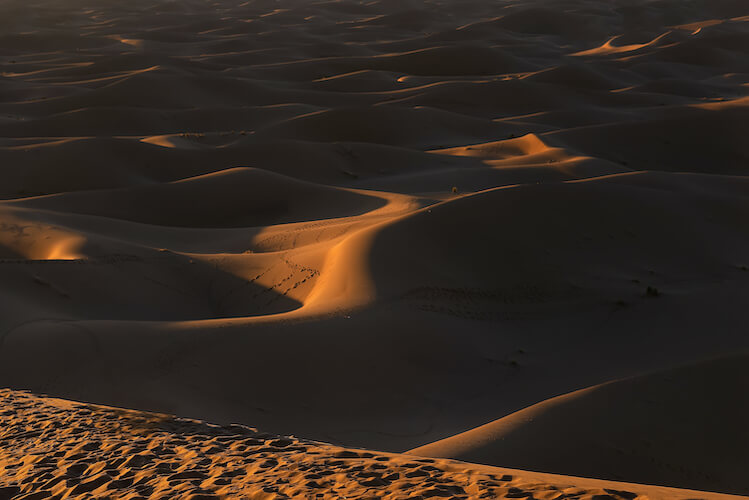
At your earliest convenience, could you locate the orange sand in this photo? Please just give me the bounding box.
[0,0,747,497]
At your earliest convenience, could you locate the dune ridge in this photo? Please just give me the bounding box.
[408,354,749,495]
[0,389,743,500]
[1,0,748,497]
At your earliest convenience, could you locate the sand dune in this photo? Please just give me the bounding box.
[408,355,749,495]
[2,389,743,500]
[1,0,748,497]
[7,167,386,227]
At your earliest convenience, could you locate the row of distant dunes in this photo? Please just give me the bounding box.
[0,0,748,497]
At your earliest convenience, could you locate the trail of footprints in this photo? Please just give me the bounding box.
[0,389,646,499]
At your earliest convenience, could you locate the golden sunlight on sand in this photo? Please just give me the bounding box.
[0,0,747,498]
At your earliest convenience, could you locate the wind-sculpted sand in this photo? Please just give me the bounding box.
[1,0,748,497]
[0,389,743,500]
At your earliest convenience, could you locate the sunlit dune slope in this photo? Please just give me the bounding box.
[1,389,743,500]
[409,354,749,496]
[317,171,749,313]
[0,0,748,497]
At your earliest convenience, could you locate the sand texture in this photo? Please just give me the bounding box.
[1,0,748,497]
[0,389,745,500]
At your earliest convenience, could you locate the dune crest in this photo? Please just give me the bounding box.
[1,0,747,497]
[3,389,743,500]
[408,355,749,496]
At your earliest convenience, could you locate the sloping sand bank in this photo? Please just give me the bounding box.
[1,0,748,497]
[0,389,743,500]
[409,355,749,495]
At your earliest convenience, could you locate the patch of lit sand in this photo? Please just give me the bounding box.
[0,389,716,500]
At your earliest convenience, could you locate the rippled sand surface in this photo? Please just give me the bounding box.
[1,0,748,497]
[1,389,743,500]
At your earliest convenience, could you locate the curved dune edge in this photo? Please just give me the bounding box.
[0,389,741,500]
[0,164,423,321]
[407,354,749,496]
[1,0,748,497]
[1,164,747,322]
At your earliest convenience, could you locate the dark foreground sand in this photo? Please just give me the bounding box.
[1,0,748,497]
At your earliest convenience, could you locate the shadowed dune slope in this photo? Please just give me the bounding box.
[318,171,749,312]
[409,354,749,496]
[6,167,386,228]
[1,0,748,497]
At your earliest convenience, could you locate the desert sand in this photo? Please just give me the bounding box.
[1,0,748,497]
[1,389,745,500]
